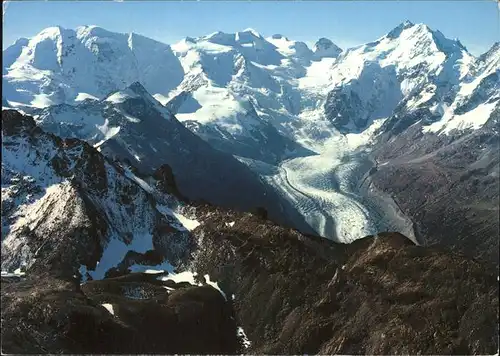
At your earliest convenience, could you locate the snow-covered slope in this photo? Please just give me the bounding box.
[321,21,478,132]
[422,42,499,134]
[4,22,496,140]
[165,29,317,163]
[1,109,194,279]
[3,26,184,107]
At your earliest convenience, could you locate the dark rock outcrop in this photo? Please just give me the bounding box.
[189,205,499,355]
[1,274,239,354]
[153,163,185,201]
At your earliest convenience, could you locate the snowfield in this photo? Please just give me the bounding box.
[241,112,386,243]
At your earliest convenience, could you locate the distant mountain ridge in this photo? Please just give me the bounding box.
[3,21,499,265]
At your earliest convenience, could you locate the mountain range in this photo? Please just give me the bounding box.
[1,20,499,354]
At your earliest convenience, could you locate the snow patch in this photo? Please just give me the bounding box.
[75,92,99,102]
[237,326,252,349]
[31,94,54,108]
[1,269,25,277]
[172,212,200,231]
[89,232,154,280]
[204,274,227,300]
[423,101,498,134]
[158,270,199,284]
[128,261,175,274]
[101,303,115,315]
[158,271,227,300]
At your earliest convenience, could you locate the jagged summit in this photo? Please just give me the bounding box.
[112,81,154,99]
[386,20,416,38]
[401,19,414,27]
[430,28,468,54]
[386,21,411,39]
[313,37,342,59]
[75,24,106,32]
[240,28,263,38]
[383,21,469,56]
[103,81,172,117]
[199,28,264,44]
[104,81,152,105]
[202,30,230,41]
[126,81,149,94]
[487,41,500,53]
[36,25,65,36]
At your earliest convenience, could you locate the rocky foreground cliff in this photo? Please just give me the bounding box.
[1,111,499,354]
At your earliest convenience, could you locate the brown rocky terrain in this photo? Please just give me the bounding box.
[2,205,498,354]
[190,205,499,355]
[1,273,240,354]
[368,114,499,267]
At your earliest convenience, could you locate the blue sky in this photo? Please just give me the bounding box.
[3,1,499,55]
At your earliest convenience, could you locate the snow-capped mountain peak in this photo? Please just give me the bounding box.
[239,28,263,39]
[332,20,475,93]
[196,28,265,47]
[35,25,64,38]
[104,85,141,104]
[3,25,184,108]
[3,23,498,143]
[313,38,342,59]
[3,37,30,74]
[104,81,173,120]
[386,20,415,39]
[107,81,154,100]
[481,42,500,60]
[478,42,500,73]
[199,31,234,45]
[266,34,314,61]
[75,24,112,37]
[429,28,468,54]
[380,21,470,61]
[6,37,30,49]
